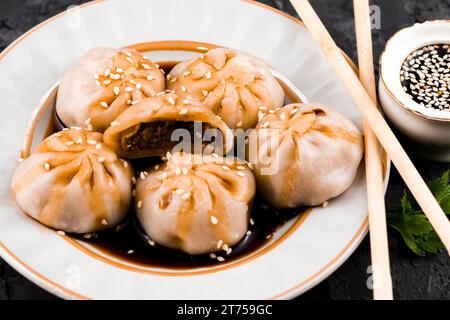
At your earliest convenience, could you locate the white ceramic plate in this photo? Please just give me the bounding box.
[0,0,389,300]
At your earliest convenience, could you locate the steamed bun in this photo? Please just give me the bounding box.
[103,93,233,159]
[251,103,363,208]
[135,152,256,255]
[11,128,133,234]
[167,48,285,130]
[56,47,165,132]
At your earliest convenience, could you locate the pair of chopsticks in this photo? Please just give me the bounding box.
[289,0,450,300]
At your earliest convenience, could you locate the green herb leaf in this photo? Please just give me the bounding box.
[388,170,449,256]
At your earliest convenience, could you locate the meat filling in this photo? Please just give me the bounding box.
[123,121,214,155]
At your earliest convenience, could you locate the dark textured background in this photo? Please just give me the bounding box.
[0,0,449,300]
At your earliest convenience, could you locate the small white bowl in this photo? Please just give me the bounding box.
[379,20,450,162]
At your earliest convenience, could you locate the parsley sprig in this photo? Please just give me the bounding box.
[388,170,450,256]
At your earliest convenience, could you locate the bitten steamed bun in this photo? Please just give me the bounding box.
[135,152,256,255]
[167,48,285,130]
[56,47,165,132]
[11,128,133,234]
[103,93,233,159]
[251,103,363,208]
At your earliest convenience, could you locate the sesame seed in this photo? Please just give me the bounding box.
[175,188,184,195]
[221,165,230,171]
[182,168,188,175]
[154,164,160,170]
[98,157,105,163]
[181,86,187,92]
[236,121,243,128]
[127,250,134,254]
[179,108,188,115]
[217,240,223,249]
[66,141,74,146]
[246,230,252,236]
[323,201,330,208]
[236,171,245,177]
[83,234,92,239]
[84,118,92,125]
[103,79,111,85]
[100,101,109,108]
[113,87,120,95]
[182,192,191,200]
[142,63,151,70]
[131,100,140,105]
[101,219,108,226]
[140,172,146,180]
[201,90,209,97]
[116,67,124,73]
[44,162,50,171]
[249,218,255,225]
[124,51,132,57]
[161,172,168,179]
[125,87,134,92]
[137,200,143,208]
[168,97,176,105]
[279,113,287,120]
[237,165,246,170]
[182,99,191,105]
[211,216,218,225]
[205,71,212,79]
[96,143,102,150]
[136,83,142,90]
[75,137,83,144]
[148,239,155,246]
[217,256,225,262]
[111,121,120,126]
[131,177,137,184]
[123,161,128,168]
[209,253,217,259]
[401,44,450,111]
[147,75,154,81]
[258,111,265,120]
[183,71,191,76]
[56,230,65,236]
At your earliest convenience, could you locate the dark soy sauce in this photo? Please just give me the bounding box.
[49,60,308,269]
[73,205,308,269]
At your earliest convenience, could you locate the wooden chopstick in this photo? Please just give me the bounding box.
[353,0,393,300]
[288,0,450,252]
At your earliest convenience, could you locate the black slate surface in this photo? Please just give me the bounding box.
[0,0,449,300]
